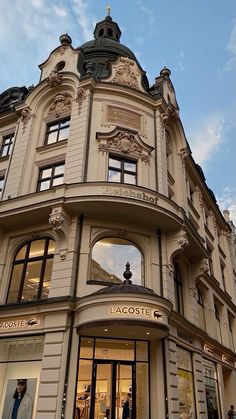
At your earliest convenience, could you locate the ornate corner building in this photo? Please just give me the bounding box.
[0,13,235,419]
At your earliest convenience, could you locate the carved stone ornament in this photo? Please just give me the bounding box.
[47,93,72,118]
[178,147,189,168]
[21,106,34,133]
[47,70,62,87]
[76,87,86,115]
[168,263,174,279]
[200,258,209,275]
[49,206,71,260]
[111,57,140,90]
[192,286,198,301]
[178,231,189,250]
[99,131,150,163]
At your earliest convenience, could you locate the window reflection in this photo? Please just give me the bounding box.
[90,238,143,285]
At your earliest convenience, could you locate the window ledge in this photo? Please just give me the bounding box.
[0,155,9,162]
[36,139,68,153]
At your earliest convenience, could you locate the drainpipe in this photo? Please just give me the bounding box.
[157,228,163,297]
[83,86,94,182]
[61,214,84,418]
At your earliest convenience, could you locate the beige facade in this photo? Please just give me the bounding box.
[0,15,235,419]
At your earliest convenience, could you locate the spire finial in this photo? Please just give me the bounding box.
[123,262,132,285]
[106,4,111,16]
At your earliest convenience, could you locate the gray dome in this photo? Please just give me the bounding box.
[77,15,149,91]
[91,281,158,297]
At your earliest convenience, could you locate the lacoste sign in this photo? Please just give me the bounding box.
[0,316,42,332]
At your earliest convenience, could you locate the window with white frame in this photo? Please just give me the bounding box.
[37,162,65,191]
[0,133,14,157]
[44,118,70,145]
[108,156,137,185]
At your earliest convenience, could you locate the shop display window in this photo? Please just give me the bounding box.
[203,359,220,419]
[177,347,195,418]
[76,337,149,419]
[0,336,44,418]
[89,238,143,286]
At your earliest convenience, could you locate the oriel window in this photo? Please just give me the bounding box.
[45,118,70,145]
[108,156,137,185]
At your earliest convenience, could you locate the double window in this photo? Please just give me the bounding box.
[37,162,65,191]
[45,118,70,145]
[108,156,137,185]
[0,133,14,157]
[7,238,55,303]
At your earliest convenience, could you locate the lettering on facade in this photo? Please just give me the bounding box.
[109,305,163,321]
[177,330,193,344]
[107,106,141,130]
[0,316,41,331]
[103,186,158,205]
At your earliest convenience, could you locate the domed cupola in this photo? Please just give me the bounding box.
[77,12,149,91]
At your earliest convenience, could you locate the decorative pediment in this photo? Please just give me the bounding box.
[47,93,72,119]
[105,56,145,92]
[97,129,154,164]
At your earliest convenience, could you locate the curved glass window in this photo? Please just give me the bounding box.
[7,238,55,303]
[90,238,143,285]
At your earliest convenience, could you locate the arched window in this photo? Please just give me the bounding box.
[173,262,184,315]
[89,237,143,286]
[7,238,55,303]
[197,287,206,330]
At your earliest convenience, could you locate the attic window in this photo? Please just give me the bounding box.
[107,28,113,37]
[56,61,65,72]
[99,28,104,37]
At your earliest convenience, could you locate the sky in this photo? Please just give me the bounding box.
[0,0,235,224]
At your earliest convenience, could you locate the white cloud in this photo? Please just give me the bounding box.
[189,114,225,166]
[139,3,158,37]
[218,18,236,76]
[217,186,236,227]
[54,6,67,18]
[71,0,94,41]
[176,50,187,72]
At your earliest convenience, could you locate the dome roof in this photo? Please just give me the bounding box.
[91,281,158,297]
[77,14,149,91]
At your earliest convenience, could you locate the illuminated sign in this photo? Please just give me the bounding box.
[109,305,163,321]
[203,344,214,356]
[103,186,158,205]
[0,316,41,331]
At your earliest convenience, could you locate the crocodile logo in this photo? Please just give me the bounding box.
[27,318,40,327]
[153,310,163,319]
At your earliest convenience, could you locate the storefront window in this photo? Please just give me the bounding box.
[89,238,143,286]
[0,336,44,418]
[76,337,149,419]
[177,347,195,418]
[203,359,220,419]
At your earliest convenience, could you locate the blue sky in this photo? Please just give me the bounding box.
[0,0,235,223]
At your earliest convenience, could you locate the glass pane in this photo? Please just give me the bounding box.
[47,131,58,144]
[1,146,8,157]
[136,341,148,362]
[41,258,53,299]
[95,364,112,419]
[48,239,56,254]
[109,158,121,169]
[41,167,52,178]
[108,169,121,182]
[48,122,59,131]
[54,164,64,175]
[7,264,23,303]
[39,180,50,191]
[29,240,45,258]
[79,338,94,359]
[116,364,132,419]
[76,359,92,419]
[15,245,27,260]
[124,173,136,184]
[177,369,195,418]
[21,261,42,301]
[136,363,149,419]
[52,176,64,186]
[91,238,142,285]
[60,119,70,128]
[0,336,44,362]
[124,161,136,172]
[95,339,134,361]
[177,347,192,371]
[58,126,69,141]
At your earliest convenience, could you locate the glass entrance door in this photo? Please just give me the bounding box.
[91,361,135,419]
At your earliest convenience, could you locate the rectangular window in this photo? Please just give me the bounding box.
[108,156,137,185]
[0,176,4,193]
[0,133,14,157]
[177,347,195,418]
[37,162,65,191]
[0,336,44,418]
[203,359,220,419]
[45,118,70,145]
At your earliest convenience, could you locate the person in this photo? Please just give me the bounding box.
[5,379,33,419]
[122,394,130,419]
[228,405,236,419]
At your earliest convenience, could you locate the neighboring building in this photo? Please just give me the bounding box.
[0,13,235,419]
